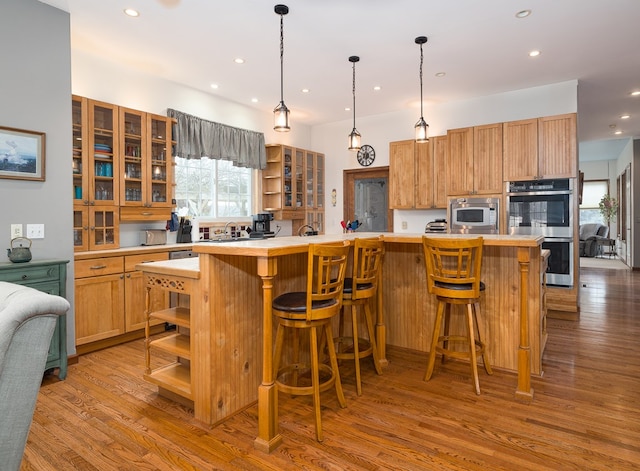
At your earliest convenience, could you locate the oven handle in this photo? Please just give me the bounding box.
[507,190,572,197]
[543,237,573,243]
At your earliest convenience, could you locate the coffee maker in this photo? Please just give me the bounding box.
[251,213,274,238]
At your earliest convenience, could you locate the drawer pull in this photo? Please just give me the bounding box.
[142,212,152,216]
[22,274,28,280]
[90,265,107,270]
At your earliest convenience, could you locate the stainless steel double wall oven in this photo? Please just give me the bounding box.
[506,179,574,287]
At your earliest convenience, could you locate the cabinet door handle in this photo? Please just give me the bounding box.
[90,265,107,270]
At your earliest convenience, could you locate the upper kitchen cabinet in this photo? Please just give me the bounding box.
[538,113,577,179]
[503,113,577,181]
[389,137,447,209]
[262,144,310,220]
[304,150,325,234]
[446,124,503,196]
[503,118,538,181]
[119,109,174,221]
[72,97,120,251]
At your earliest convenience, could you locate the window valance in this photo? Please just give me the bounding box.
[168,108,266,170]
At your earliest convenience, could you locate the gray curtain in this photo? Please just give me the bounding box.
[168,109,266,170]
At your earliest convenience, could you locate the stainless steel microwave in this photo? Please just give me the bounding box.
[448,197,500,234]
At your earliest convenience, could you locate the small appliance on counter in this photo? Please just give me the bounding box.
[251,213,275,238]
[140,229,167,246]
[176,217,192,243]
[425,219,447,233]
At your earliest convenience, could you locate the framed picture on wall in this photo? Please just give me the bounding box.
[0,126,46,181]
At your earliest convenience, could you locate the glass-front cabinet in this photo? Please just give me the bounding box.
[72,96,120,251]
[148,114,171,207]
[120,108,145,206]
[262,144,325,233]
[120,109,172,210]
[305,150,325,233]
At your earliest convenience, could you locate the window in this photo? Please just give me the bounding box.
[174,157,253,218]
[579,179,608,225]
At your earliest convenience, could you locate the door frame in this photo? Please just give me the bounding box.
[343,166,393,232]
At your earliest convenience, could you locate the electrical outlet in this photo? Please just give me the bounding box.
[11,224,22,238]
[401,221,408,230]
[26,224,45,239]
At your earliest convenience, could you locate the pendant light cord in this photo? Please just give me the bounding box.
[419,41,424,119]
[279,13,284,103]
[352,60,356,129]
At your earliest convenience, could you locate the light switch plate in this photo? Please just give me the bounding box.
[26,224,45,239]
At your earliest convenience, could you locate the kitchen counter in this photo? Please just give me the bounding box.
[74,243,194,260]
[138,232,544,453]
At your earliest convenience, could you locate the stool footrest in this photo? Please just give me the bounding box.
[275,363,338,396]
[334,336,374,360]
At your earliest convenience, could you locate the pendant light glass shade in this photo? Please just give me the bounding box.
[274,5,290,132]
[415,117,429,142]
[274,101,290,132]
[348,128,361,150]
[348,55,361,150]
[415,36,429,143]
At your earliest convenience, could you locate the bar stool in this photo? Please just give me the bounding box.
[272,240,350,442]
[335,236,384,396]
[422,236,493,395]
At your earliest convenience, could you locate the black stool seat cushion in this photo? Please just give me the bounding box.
[343,278,374,294]
[434,280,486,292]
[272,291,338,313]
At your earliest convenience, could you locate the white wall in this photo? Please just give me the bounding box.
[313,81,578,234]
[0,0,75,352]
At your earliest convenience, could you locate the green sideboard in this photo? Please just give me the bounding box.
[0,259,69,379]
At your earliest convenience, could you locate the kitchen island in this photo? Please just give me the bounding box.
[137,232,544,453]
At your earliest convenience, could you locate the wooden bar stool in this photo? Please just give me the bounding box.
[422,236,493,395]
[272,240,350,442]
[335,236,384,396]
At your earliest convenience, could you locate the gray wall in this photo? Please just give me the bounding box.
[0,0,75,352]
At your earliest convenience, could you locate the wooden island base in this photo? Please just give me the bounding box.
[138,233,544,452]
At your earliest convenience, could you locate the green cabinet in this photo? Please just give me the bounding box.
[0,259,69,379]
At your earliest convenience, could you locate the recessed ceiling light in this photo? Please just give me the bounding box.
[124,8,139,17]
[435,72,446,77]
[301,88,310,93]
[373,86,381,91]
[529,50,541,57]
[251,98,258,103]
[615,130,623,135]
[210,83,219,89]
[516,10,531,18]
[620,114,630,119]
[234,58,244,64]
[631,91,640,96]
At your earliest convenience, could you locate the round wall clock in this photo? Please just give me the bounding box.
[357,144,375,166]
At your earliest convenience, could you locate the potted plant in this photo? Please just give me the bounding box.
[599,194,618,225]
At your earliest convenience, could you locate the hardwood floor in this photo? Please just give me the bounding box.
[22,266,640,470]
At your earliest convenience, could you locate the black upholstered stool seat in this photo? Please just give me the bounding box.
[273,292,338,314]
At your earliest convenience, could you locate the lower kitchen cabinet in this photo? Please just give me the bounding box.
[0,259,70,379]
[75,252,168,349]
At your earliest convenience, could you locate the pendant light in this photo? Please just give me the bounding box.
[348,55,361,151]
[273,4,290,132]
[414,36,429,143]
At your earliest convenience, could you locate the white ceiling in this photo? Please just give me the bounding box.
[41,0,640,161]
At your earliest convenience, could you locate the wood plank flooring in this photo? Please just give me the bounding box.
[22,265,640,470]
